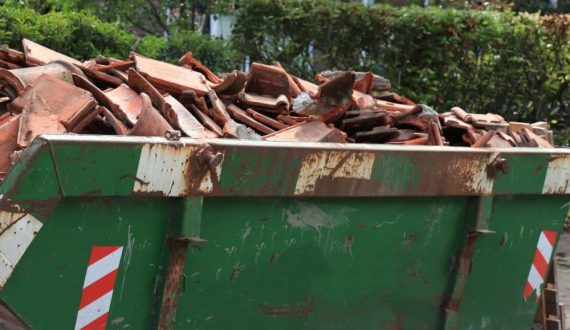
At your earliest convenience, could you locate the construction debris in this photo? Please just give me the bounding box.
[0,39,556,179]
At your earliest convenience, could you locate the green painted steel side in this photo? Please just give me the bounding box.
[0,135,569,329]
[457,195,569,329]
[177,197,468,330]
[0,197,174,329]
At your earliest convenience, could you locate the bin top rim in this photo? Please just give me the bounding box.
[39,134,570,155]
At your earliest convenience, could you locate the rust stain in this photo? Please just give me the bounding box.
[343,235,355,256]
[268,251,281,264]
[229,266,242,282]
[259,297,315,320]
[157,237,189,330]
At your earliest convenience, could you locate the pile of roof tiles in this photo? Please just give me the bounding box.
[0,39,554,178]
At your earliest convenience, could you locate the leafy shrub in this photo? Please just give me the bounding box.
[233,1,570,142]
[0,6,237,73]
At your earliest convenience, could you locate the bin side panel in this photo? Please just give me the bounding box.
[492,154,550,195]
[0,197,172,329]
[457,195,569,329]
[0,140,60,206]
[176,196,469,330]
[51,143,142,197]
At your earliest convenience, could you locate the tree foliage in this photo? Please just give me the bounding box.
[0,6,237,72]
[1,0,236,36]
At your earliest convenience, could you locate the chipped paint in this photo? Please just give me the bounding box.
[442,154,495,195]
[0,213,42,287]
[119,225,135,301]
[542,155,570,194]
[198,155,223,193]
[133,144,192,196]
[133,143,224,195]
[0,210,25,233]
[294,151,375,195]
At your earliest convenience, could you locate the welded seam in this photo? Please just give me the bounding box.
[47,140,66,198]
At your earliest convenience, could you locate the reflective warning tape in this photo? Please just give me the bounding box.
[523,230,557,301]
[75,246,123,330]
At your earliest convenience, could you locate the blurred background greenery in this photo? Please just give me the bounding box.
[0,0,568,143]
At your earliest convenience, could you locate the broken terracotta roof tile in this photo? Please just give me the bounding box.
[238,91,290,112]
[245,63,291,100]
[276,115,301,126]
[17,93,66,147]
[0,60,83,97]
[0,36,560,182]
[512,128,553,148]
[10,74,96,130]
[377,92,416,106]
[126,69,167,114]
[179,89,209,115]
[353,126,400,143]
[227,103,275,135]
[291,75,319,97]
[0,58,21,70]
[340,110,388,134]
[317,71,354,105]
[451,106,507,131]
[164,94,216,138]
[22,38,81,66]
[129,93,173,137]
[353,72,374,94]
[0,45,26,66]
[272,61,302,97]
[101,107,129,135]
[109,68,129,84]
[0,114,21,178]
[94,60,135,73]
[132,52,209,96]
[210,70,248,95]
[72,105,104,133]
[471,130,496,148]
[103,84,144,127]
[179,52,222,84]
[75,63,123,87]
[427,120,444,146]
[246,108,288,130]
[188,104,223,137]
[321,70,391,91]
[264,120,347,143]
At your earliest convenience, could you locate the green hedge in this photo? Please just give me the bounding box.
[233,1,570,142]
[0,6,237,73]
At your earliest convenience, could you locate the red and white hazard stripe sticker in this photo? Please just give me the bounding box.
[75,246,123,330]
[523,230,557,301]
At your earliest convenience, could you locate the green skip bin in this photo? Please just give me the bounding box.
[0,134,569,329]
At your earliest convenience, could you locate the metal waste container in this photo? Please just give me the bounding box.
[0,134,568,329]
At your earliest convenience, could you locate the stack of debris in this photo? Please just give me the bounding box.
[0,39,554,179]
